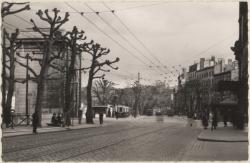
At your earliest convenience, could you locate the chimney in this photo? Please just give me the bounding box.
[209,56,215,66]
[211,56,215,62]
[220,59,225,72]
[200,58,205,70]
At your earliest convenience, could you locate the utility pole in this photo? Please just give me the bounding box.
[25,53,30,125]
[134,72,142,117]
[137,72,141,84]
[79,54,82,111]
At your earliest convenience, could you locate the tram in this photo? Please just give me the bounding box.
[116,105,131,118]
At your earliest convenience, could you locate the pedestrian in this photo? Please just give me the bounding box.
[211,111,217,131]
[194,112,197,120]
[99,113,104,125]
[223,114,227,127]
[57,113,62,126]
[32,112,39,134]
[78,109,83,124]
[202,114,208,129]
[115,111,118,120]
[51,112,57,125]
[108,109,111,117]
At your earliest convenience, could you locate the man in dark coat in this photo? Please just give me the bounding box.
[78,109,83,124]
[99,113,104,125]
[32,112,39,134]
[211,111,218,131]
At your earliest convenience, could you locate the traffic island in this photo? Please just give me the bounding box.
[197,126,248,142]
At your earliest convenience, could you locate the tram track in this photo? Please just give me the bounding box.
[4,124,180,161]
[57,125,183,162]
[3,124,166,161]
[3,124,143,153]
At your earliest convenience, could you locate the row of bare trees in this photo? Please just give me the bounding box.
[2,2,30,128]
[92,79,173,116]
[1,3,119,127]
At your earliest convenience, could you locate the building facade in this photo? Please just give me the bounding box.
[13,29,80,124]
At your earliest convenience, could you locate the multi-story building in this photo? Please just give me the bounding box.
[173,68,188,115]
[175,56,239,120]
[13,29,80,124]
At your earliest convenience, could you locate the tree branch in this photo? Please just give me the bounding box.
[2,2,30,18]
[15,59,38,78]
[93,74,105,79]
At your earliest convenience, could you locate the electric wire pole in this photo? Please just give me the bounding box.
[25,53,30,125]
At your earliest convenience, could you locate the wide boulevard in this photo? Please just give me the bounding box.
[2,116,248,161]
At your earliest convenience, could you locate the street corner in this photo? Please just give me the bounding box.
[197,127,248,142]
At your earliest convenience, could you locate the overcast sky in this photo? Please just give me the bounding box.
[3,0,239,88]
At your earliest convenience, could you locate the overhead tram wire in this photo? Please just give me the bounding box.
[13,14,33,26]
[65,2,149,66]
[64,3,155,83]
[27,1,167,14]
[102,2,168,74]
[181,35,235,66]
[85,3,155,65]
[103,2,165,66]
[84,3,163,73]
[2,22,34,38]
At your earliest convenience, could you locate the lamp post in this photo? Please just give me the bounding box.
[25,53,30,125]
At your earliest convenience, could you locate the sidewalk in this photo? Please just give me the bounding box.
[197,122,248,142]
[2,118,103,137]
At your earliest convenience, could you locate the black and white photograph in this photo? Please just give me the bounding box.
[1,0,248,162]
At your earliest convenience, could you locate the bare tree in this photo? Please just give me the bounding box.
[15,8,69,126]
[60,26,87,126]
[2,29,20,127]
[1,2,30,18]
[1,2,30,127]
[92,79,115,105]
[84,42,119,123]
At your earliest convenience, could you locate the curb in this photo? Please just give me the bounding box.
[197,137,248,142]
[2,124,102,138]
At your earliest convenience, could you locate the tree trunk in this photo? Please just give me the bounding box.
[86,72,94,124]
[34,71,46,127]
[2,31,9,127]
[5,45,15,127]
[64,48,77,126]
[34,41,51,126]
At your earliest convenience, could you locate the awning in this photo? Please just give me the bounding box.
[216,81,239,93]
[212,98,238,108]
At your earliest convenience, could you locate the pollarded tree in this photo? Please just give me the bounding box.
[1,2,30,127]
[84,42,119,123]
[23,8,69,126]
[59,26,87,126]
[2,29,20,127]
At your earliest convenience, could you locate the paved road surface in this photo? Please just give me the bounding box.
[2,116,248,161]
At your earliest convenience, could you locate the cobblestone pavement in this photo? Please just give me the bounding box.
[2,116,248,161]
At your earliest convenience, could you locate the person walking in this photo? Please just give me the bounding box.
[211,111,217,131]
[115,111,118,120]
[78,109,83,124]
[223,111,228,127]
[51,113,57,125]
[32,112,39,134]
[99,113,104,125]
[57,113,62,126]
[202,113,208,129]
